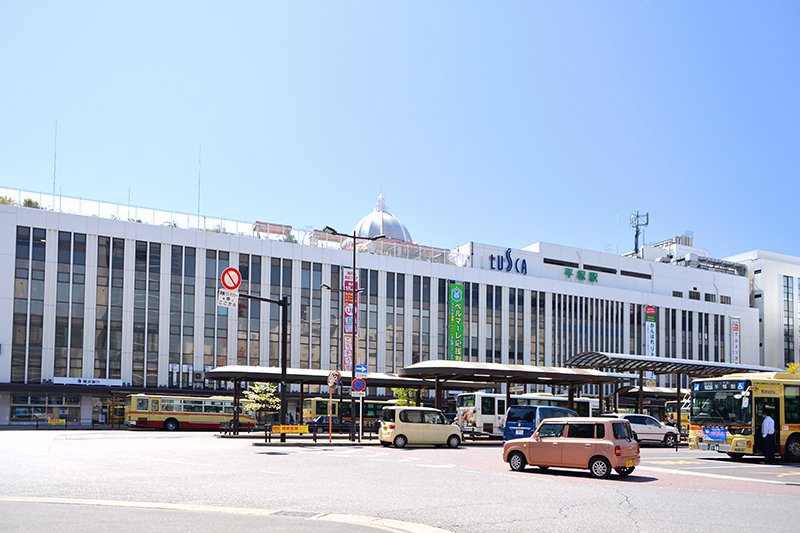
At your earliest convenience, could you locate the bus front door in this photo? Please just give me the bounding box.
[755,397,780,455]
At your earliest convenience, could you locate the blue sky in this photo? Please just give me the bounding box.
[1,1,798,258]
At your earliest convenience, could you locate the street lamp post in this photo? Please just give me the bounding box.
[238,292,290,442]
[321,226,384,442]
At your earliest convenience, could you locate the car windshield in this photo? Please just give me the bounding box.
[691,391,751,425]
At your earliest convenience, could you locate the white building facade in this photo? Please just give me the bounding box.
[725,250,800,369]
[0,191,760,425]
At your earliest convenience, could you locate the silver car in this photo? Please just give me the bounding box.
[601,413,679,447]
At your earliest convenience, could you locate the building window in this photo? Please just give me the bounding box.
[169,246,196,388]
[784,276,795,366]
[720,295,731,305]
[688,291,700,300]
[705,293,717,303]
[95,236,124,380]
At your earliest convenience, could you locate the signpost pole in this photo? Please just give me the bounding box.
[329,386,333,444]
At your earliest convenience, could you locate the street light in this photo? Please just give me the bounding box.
[320,225,385,441]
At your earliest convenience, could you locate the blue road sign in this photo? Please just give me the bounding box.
[352,377,367,392]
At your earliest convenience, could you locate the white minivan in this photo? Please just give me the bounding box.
[379,406,462,448]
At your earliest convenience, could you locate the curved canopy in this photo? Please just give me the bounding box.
[398,360,637,386]
[565,352,784,377]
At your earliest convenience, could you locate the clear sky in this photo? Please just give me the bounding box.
[1,1,798,258]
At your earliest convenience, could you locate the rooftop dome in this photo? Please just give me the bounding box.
[353,194,413,242]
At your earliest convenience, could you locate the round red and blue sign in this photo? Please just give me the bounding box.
[352,377,367,392]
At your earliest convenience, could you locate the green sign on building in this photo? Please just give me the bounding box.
[448,282,465,361]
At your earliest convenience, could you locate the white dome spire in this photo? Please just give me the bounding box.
[352,194,413,242]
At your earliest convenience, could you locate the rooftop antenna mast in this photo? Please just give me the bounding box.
[630,210,649,257]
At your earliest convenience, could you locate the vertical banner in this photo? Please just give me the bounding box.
[645,305,657,357]
[448,282,465,361]
[343,269,359,372]
[730,316,740,364]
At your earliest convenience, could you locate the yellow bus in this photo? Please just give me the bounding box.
[687,372,800,461]
[125,393,257,431]
[301,397,395,425]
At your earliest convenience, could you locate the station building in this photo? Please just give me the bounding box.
[0,187,767,424]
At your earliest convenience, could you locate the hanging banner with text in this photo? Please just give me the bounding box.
[448,282,465,361]
[730,316,740,364]
[343,269,359,372]
[645,305,657,357]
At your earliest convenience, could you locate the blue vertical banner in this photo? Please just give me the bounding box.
[448,283,465,361]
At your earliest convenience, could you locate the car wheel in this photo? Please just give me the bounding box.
[664,433,677,448]
[163,418,179,431]
[589,456,612,479]
[447,435,461,448]
[508,451,527,472]
[784,435,800,462]
[615,467,635,477]
[393,435,407,448]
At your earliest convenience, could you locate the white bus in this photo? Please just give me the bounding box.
[455,391,599,437]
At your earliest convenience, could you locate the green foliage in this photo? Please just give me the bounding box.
[243,382,281,414]
[391,387,418,406]
[22,198,40,208]
[0,195,16,205]
[283,232,298,243]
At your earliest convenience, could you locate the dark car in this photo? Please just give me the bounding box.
[307,416,353,434]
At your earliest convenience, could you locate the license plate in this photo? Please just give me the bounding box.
[515,429,523,435]
[708,444,719,451]
[625,459,633,468]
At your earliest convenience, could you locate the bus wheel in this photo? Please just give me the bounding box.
[784,436,800,462]
[726,452,744,461]
[163,418,179,431]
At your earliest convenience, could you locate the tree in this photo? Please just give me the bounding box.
[391,387,419,406]
[243,382,281,421]
[0,195,15,205]
[787,363,800,378]
[22,198,40,208]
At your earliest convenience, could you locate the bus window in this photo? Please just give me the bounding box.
[482,396,495,415]
[136,397,148,411]
[151,399,159,412]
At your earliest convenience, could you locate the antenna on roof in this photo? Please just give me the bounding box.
[52,120,58,203]
[630,210,649,257]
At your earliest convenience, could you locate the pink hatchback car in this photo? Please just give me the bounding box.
[503,417,640,479]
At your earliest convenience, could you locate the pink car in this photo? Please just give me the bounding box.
[503,417,640,479]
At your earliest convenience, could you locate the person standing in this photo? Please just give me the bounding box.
[761,408,776,464]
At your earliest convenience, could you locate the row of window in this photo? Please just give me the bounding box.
[10,226,747,389]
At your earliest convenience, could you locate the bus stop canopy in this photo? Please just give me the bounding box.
[204,365,490,390]
[398,360,637,386]
[617,386,692,398]
[565,352,784,377]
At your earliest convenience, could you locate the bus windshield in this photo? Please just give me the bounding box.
[690,391,751,426]
[456,394,475,408]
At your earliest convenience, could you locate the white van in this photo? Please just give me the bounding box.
[379,406,462,448]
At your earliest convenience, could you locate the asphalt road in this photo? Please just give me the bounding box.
[1,430,798,532]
